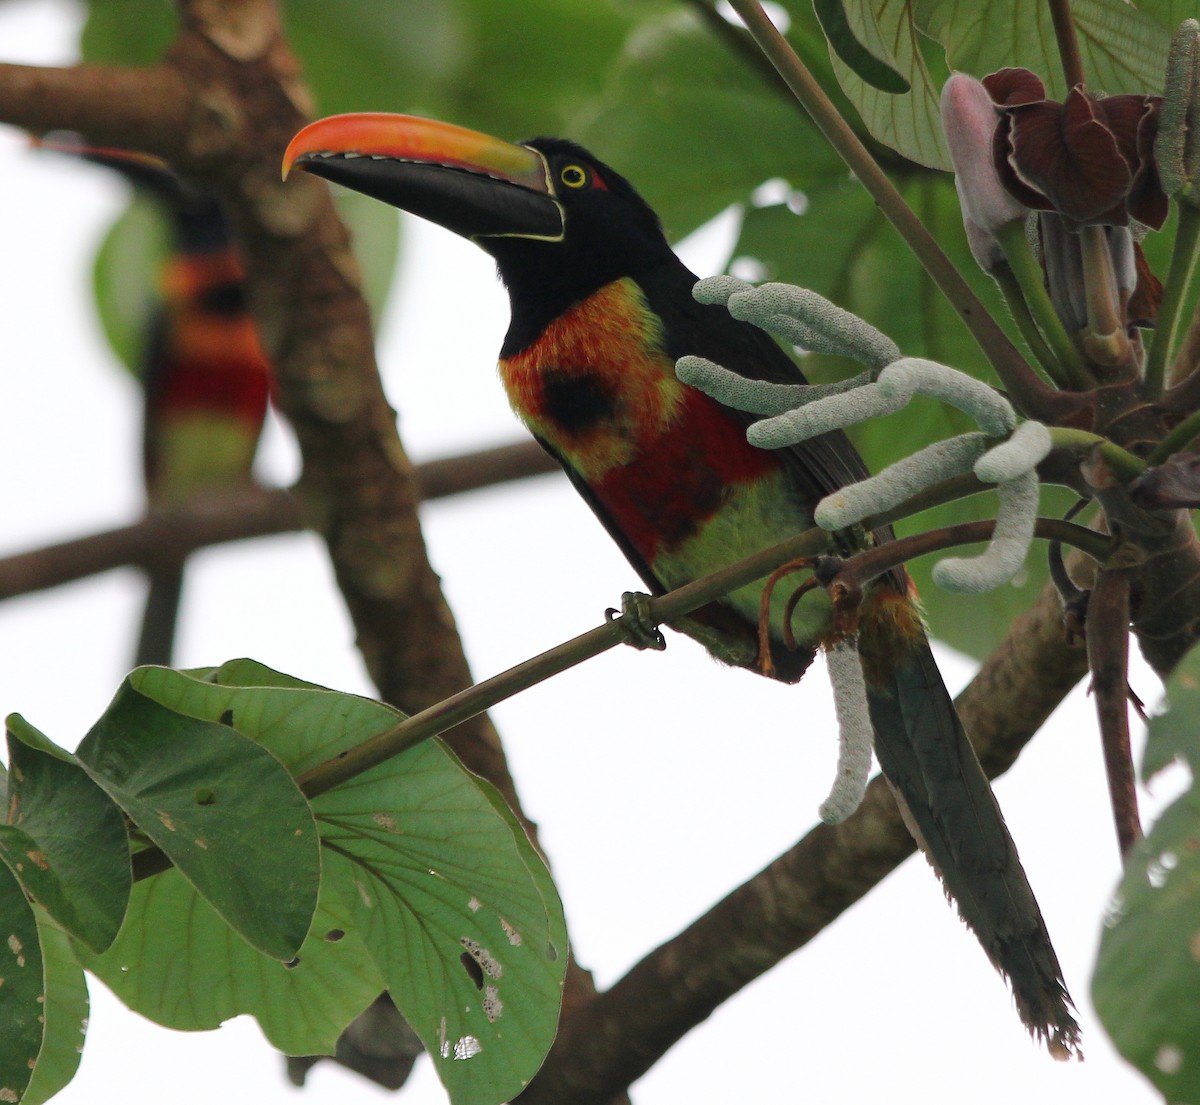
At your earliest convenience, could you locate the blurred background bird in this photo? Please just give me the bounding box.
[38,135,272,667]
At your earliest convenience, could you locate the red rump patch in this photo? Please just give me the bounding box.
[594,388,779,562]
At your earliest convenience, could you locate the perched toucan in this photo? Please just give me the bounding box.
[283,114,1079,1051]
[44,140,272,666]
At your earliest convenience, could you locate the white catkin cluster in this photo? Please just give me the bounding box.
[693,276,901,369]
[679,282,1052,593]
[819,638,874,823]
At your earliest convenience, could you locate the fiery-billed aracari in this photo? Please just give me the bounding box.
[283,114,1079,1051]
[45,140,272,666]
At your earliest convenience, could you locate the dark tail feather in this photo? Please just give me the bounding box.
[865,634,1081,1056]
[135,564,185,667]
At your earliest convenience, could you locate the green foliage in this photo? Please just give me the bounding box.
[78,855,386,1055]
[0,858,45,1103]
[916,0,1172,97]
[156,660,567,1105]
[3,717,129,953]
[1094,645,1200,1099]
[576,8,847,240]
[1,660,565,1105]
[823,0,953,168]
[78,672,322,960]
[812,0,1175,168]
[22,912,88,1105]
[814,0,910,94]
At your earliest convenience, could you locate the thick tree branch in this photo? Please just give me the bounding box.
[0,440,558,599]
[520,580,1088,1104]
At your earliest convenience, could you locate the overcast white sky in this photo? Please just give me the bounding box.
[0,1,1170,1103]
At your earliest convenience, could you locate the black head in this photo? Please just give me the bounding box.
[483,137,671,342]
[284,114,681,351]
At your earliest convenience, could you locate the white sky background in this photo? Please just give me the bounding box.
[0,1,1170,1102]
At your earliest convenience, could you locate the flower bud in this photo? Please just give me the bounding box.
[941,74,1026,242]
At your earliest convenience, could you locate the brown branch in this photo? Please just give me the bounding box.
[1085,567,1142,857]
[835,517,1111,590]
[0,440,557,599]
[519,580,1089,1104]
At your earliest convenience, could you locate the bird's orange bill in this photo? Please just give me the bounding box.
[282,113,564,242]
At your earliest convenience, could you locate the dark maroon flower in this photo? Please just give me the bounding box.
[984,67,1167,230]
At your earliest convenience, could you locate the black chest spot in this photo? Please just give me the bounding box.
[540,371,618,435]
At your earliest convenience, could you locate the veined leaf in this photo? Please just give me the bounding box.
[577,7,846,241]
[814,0,910,94]
[820,0,952,168]
[76,674,320,961]
[4,715,130,953]
[914,0,1172,96]
[79,864,384,1056]
[140,661,567,1105]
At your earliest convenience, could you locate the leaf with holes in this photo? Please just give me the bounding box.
[4,715,130,953]
[75,673,319,960]
[142,661,567,1105]
[77,861,383,1055]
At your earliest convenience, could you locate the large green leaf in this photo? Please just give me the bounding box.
[914,0,1173,96]
[1094,646,1200,1098]
[820,0,1177,167]
[814,0,910,94]
[79,862,384,1055]
[282,0,469,119]
[22,909,89,1105]
[145,661,567,1105]
[75,674,320,961]
[3,716,130,953]
[0,855,44,1103]
[286,0,636,138]
[821,0,952,168]
[80,0,174,64]
[578,8,847,241]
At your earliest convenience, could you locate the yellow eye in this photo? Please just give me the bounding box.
[559,164,588,189]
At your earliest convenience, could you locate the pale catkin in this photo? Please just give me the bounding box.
[726,283,900,369]
[819,638,874,824]
[747,380,910,449]
[814,433,991,529]
[974,420,1051,483]
[932,470,1040,592]
[675,356,870,416]
[879,358,1016,437]
[691,274,755,307]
